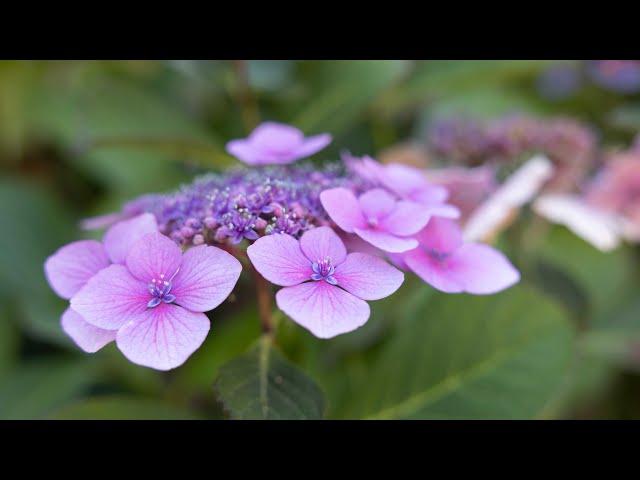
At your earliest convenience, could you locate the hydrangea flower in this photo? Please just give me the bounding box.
[401,217,520,294]
[587,60,640,94]
[247,226,403,338]
[320,187,436,253]
[427,115,596,190]
[345,154,452,205]
[426,166,497,223]
[70,232,242,370]
[44,213,158,352]
[226,121,332,166]
[101,162,374,248]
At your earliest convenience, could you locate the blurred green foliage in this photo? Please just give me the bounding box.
[2,60,640,419]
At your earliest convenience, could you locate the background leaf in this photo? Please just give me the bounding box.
[50,395,201,420]
[328,285,573,419]
[0,358,97,419]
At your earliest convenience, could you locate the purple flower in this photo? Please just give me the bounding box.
[44,213,158,353]
[247,227,404,338]
[226,122,332,166]
[401,217,520,294]
[69,232,242,370]
[426,166,497,223]
[345,154,459,215]
[320,187,435,253]
[536,64,582,100]
[587,60,640,94]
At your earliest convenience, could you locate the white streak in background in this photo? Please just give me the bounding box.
[533,194,622,252]
[463,155,554,242]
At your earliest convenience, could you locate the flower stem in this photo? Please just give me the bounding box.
[252,266,274,335]
[232,60,260,132]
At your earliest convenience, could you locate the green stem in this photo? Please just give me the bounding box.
[232,60,260,132]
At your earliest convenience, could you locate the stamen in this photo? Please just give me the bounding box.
[310,257,337,285]
[147,277,176,308]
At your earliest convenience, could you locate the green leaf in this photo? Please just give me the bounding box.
[50,395,201,420]
[331,285,573,419]
[0,305,19,380]
[173,306,262,394]
[292,61,407,134]
[214,336,325,419]
[606,103,640,132]
[0,358,97,419]
[377,60,558,116]
[0,178,77,345]
[533,226,639,327]
[26,75,228,195]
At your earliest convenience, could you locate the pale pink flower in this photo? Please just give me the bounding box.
[402,217,520,294]
[70,232,242,370]
[426,166,497,223]
[247,227,404,338]
[226,121,332,166]
[320,187,437,253]
[44,214,158,353]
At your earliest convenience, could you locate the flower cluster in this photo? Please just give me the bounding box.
[117,162,374,248]
[46,121,521,371]
[427,115,597,190]
[586,60,640,94]
[584,148,640,240]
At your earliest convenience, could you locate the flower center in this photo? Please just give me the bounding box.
[311,257,338,285]
[427,249,451,263]
[147,274,176,308]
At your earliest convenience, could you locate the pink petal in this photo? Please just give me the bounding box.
[293,133,332,159]
[358,188,397,220]
[415,217,464,253]
[339,232,385,257]
[226,139,264,166]
[379,163,430,196]
[247,233,311,286]
[408,185,450,205]
[299,226,347,265]
[320,188,366,233]
[116,303,210,371]
[403,248,465,293]
[80,212,126,231]
[250,122,304,150]
[387,252,410,271]
[343,153,384,183]
[275,282,370,339]
[423,203,461,220]
[171,245,242,312]
[334,252,404,300]
[44,240,110,299]
[61,307,117,353]
[70,264,149,330]
[447,243,520,294]
[103,213,158,264]
[380,201,432,236]
[126,232,182,283]
[353,227,418,253]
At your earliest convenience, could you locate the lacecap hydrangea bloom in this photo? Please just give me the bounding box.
[46,121,521,369]
[46,214,241,370]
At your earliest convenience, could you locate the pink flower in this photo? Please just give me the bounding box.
[247,227,404,338]
[402,217,520,294]
[320,187,437,253]
[426,166,497,223]
[69,232,242,370]
[44,213,158,353]
[226,121,332,166]
[344,153,458,214]
[585,150,640,240]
